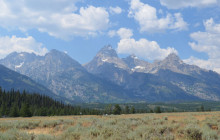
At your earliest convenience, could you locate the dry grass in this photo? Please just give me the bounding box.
[1,112,220,139]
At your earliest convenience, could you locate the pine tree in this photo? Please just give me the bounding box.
[0,102,6,117]
[40,108,47,116]
[201,105,205,112]
[105,104,112,114]
[125,105,130,114]
[20,103,32,117]
[130,107,136,114]
[113,104,121,115]
[9,103,19,117]
[154,106,162,113]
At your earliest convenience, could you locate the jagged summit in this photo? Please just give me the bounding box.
[84,45,130,74]
[152,53,184,69]
[122,54,152,72]
[163,53,182,63]
[5,51,36,58]
[49,49,62,54]
[127,54,138,59]
[96,45,118,58]
[46,49,69,57]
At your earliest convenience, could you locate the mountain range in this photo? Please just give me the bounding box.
[1,45,220,103]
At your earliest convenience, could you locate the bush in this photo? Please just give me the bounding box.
[184,124,202,140]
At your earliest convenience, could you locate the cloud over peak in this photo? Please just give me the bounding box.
[0,36,48,59]
[114,28,177,60]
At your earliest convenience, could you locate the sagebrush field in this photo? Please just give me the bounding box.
[1,112,220,140]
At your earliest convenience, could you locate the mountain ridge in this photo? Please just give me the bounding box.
[0,49,136,103]
[1,46,220,103]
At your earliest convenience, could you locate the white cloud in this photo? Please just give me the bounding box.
[115,28,177,60]
[117,38,177,60]
[108,28,133,39]
[108,30,117,38]
[184,57,220,73]
[128,0,188,33]
[160,0,219,9]
[0,36,48,59]
[0,0,109,40]
[109,6,122,14]
[185,18,220,73]
[117,28,133,39]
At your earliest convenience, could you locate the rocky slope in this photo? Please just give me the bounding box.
[85,46,220,101]
[0,49,135,103]
[2,46,220,102]
[0,64,62,100]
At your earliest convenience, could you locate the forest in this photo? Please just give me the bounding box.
[0,87,101,117]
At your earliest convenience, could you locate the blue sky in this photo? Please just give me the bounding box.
[0,0,220,72]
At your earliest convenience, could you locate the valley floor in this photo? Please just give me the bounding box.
[1,112,220,140]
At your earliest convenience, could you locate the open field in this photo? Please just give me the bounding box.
[1,112,220,140]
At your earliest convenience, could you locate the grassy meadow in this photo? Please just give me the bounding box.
[1,112,220,140]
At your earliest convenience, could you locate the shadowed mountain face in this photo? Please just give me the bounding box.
[0,64,62,101]
[1,46,220,103]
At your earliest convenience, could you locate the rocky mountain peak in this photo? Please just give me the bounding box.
[45,49,74,63]
[44,49,83,71]
[164,53,182,63]
[5,51,37,59]
[123,54,139,67]
[96,45,118,58]
[46,49,67,57]
[0,51,38,71]
[127,54,138,60]
[155,53,183,66]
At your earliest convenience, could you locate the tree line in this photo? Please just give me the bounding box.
[0,88,100,117]
[0,88,140,117]
[0,87,210,118]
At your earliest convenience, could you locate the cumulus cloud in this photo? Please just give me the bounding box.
[0,0,109,40]
[108,30,117,38]
[160,0,219,9]
[114,28,177,60]
[0,36,48,59]
[108,28,133,39]
[117,28,133,39]
[128,0,188,33]
[109,6,122,14]
[184,57,220,73]
[185,18,220,73]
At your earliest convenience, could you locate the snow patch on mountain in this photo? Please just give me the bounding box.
[15,62,24,69]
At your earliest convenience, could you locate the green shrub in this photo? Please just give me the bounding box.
[184,124,202,140]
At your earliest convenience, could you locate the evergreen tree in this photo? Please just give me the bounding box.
[9,103,19,117]
[201,105,205,112]
[154,106,162,113]
[113,104,121,115]
[130,106,136,114]
[0,88,102,117]
[105,104,112,114]
[20,103,32,117]
[125,105,130,114]
[39,108,47,116]
[0,102,6,117]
